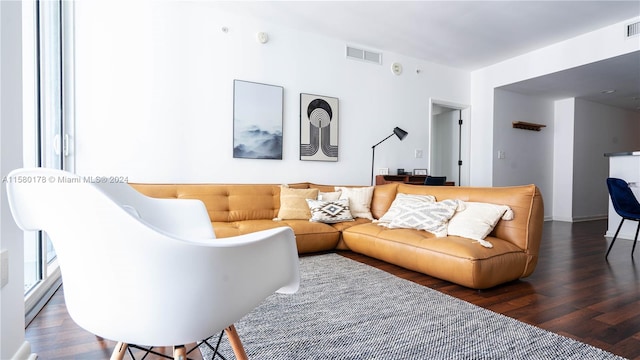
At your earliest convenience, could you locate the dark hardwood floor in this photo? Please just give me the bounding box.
[26,220,640,359]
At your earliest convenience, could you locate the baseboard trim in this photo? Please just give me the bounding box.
[12,341,37,360]
[550,215,608,223]
[605,230,639,241]
[572,215,608,222]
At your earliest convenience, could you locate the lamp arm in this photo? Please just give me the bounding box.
[371,133,395,149]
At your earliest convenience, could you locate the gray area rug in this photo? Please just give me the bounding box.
[200,253,625,359]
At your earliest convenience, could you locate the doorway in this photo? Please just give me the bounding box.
[429,100,470,186]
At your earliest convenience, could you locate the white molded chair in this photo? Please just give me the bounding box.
[6,168,300,359]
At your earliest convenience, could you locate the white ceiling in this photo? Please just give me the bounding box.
[209,1,640,112]
[499,51,640,110]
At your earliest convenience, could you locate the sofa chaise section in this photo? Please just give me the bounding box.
[343,183,544,289]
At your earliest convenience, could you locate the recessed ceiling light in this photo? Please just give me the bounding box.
[601,89,616,94]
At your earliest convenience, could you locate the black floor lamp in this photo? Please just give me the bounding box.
[371,127,408,185]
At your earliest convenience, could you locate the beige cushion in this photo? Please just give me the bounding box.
[447,201,514,248]
[336,186,375,220]
[276,187,319,220]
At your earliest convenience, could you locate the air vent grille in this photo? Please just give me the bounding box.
[627,21,640,37]
[346,46,382,64]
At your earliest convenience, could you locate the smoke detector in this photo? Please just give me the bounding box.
[391,62,403,75]
[256,32,269,44]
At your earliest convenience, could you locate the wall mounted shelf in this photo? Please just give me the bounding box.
[512,121,546,131]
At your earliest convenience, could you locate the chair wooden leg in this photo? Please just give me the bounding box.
[225,324,248,360]
[110,342,128,360]
[173,345,187,360]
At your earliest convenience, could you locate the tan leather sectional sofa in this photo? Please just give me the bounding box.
[131,182,544,289]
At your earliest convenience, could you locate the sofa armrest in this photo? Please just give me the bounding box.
[520,185,544,277]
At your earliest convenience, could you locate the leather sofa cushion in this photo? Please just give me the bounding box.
[342,223,528,289]
[370,183,399,219]
[343,223,523,258]
[212,219,341,253]
[132,184,281,222]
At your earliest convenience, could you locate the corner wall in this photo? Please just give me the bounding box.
[471,15,640,190]
[492,89,554,219]
[553,98,575,221]
[573,99,640,221]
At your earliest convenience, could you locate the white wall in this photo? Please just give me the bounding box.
[573,99,640,221]
[73,1,470,185]
[470,15,640,190]
[553,98,575,221]
[492,89,554,219]
[0,1,27,359]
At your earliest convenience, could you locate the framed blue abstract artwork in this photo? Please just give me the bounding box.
[233,80,284,159]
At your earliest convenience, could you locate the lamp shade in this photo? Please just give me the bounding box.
[393,127,408,140]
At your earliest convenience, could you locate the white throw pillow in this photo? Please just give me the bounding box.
[447,201,514,248]
[376,193,436,226]
[336,186,375,220]
[387,199,461,237]
[318,190,342,201]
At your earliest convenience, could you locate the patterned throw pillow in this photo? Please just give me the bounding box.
[376,193,436,226]
[387,199,461,237]
[306,199,355,224]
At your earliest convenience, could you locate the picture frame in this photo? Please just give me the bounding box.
[300,93,339,162]
[233,80,284,159]
[414,169,428,176]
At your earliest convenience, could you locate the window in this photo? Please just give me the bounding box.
[23,0,74,321]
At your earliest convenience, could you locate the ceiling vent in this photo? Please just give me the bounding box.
[627,21,640,38]
[346,46,382,65]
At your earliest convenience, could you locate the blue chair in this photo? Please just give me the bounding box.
[424,176,447,186]
[605,177,640,259]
